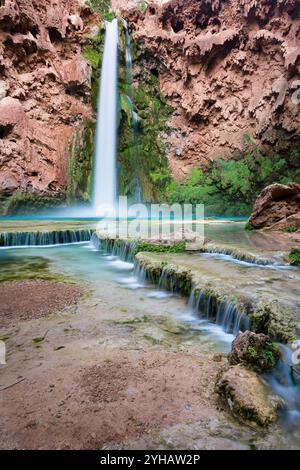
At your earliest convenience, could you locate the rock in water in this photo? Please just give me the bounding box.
[250,299,297,344]
[248,183,300,230]
[215,365,282,427]
[228,331,280,372]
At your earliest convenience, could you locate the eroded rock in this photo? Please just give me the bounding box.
[215,365,282,426]
[0,0,98,204]
[228,330,280,372]
[120,0,300,179]
[251,299,297,344]
[248,183,300,230]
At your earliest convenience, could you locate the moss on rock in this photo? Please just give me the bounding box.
[228,331,281,372]
[215,365,283,426]
[250,299,297,343]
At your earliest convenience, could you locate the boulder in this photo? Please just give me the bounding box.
[250,299,297,344]
[228,330,280,372]
[248,183,300,230]
[215,365,282,426]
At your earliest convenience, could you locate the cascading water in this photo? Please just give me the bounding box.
[0,229,94,247]
[122,21,142,203]
[93,19,119,215]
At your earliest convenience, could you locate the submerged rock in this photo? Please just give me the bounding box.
[248,183,300,231]
[215,365,282,427]
[228,331,280,372]
[250,299,297,344]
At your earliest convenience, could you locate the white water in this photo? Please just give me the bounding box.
[93,19,119,215]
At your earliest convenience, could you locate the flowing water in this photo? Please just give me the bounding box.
[1,220,300,446]
[93,19,119,213]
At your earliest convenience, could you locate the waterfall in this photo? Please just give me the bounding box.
[93,19,119,215]
[0,229,94,247]
[125,27,132,86]
[122,20,142,203]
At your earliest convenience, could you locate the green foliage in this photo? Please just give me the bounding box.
[247,346,257,358]
[119,93,133,123]
[137,1,148,12]
[67,120,96,203]
[82,27,105,110]
[245,222,256,231]
[289,248,300,266]
[118,65,172,201]
[3,192,65,216]
[244,341,280,372]
[132,241,186,256]
[283,226,298,233]
[167,139,300,216]
[86,0,114,20]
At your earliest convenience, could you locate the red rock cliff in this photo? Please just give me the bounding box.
[120,0,300,180]
[0,0,98,201]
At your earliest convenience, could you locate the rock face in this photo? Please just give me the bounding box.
[121,0,300,179]
[251,299,297,343]
[215,364,281,426]
[228,330,280,372]
[0,0,97,202]
[248,183,300,230]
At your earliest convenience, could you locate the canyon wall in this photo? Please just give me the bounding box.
[121,0,300,180]
[1,0,300,212]
[0,0,98,209]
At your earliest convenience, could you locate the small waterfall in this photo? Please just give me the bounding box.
[0,229,94,247]
[93,19,119,215]
[122,21,142,203]
[124,27,132,85]
[91,233,136,262]
[188,288,250,335]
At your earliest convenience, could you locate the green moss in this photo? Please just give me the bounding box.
[86,0,114,20]
[289,248,300,266]
[67,120,96,203]
[245,222,256,231]
[132,241,186,256]
[245,342,281,372]
[2,192,65,216]
[82,27,105,110]
[284,226,298,233]
[0,253,72,283]
[118,38,173,201]
[137,1,148,12]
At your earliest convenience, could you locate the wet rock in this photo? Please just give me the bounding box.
[228,330,280,372]
[248,183,300,230]
[215,365,282,427]
[213,353,223,363]
[251,299,297,344]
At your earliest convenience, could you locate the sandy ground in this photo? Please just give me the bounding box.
[0,281,83,327]
[0,275,292,450]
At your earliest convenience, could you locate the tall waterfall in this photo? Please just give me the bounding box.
[93,19,119,215]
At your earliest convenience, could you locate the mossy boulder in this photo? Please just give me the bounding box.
[228,331,280,372]
[215,365,283,427]
[250,299,297,344]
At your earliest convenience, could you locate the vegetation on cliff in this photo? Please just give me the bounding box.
[167,137,300,216]
[118,65,172,202]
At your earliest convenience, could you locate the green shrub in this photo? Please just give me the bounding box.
[289,248,300,266]
[132,241,186,255]
[167,138,300,217]
[284,226,298,233]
